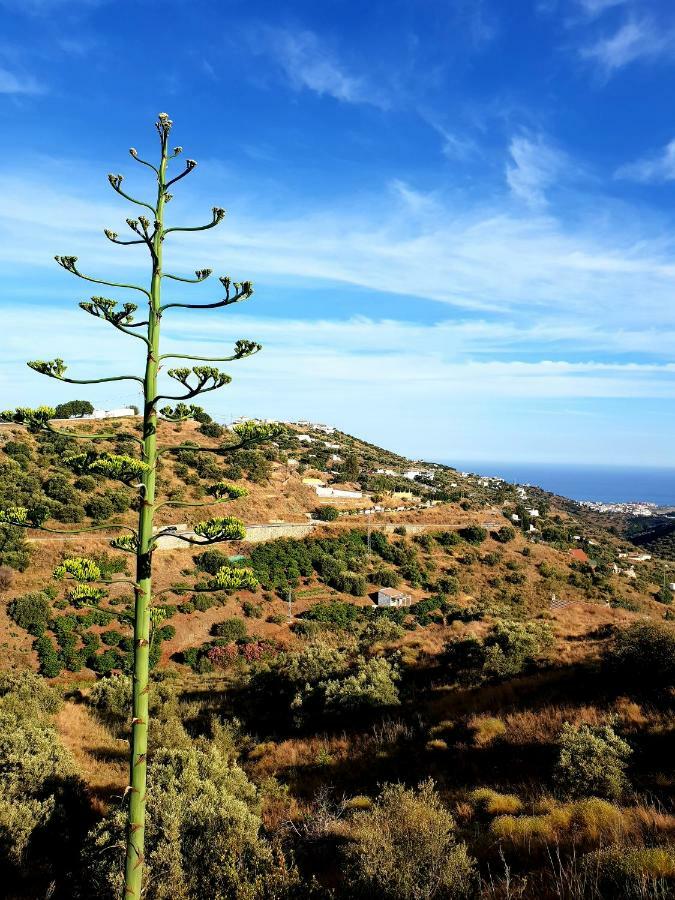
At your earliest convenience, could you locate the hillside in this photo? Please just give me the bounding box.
[2,414,675,899]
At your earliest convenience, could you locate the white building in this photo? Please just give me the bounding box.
[377,587,412,608]
[316,486,363,499]
[527,508,540,518]
[83,407,136,420]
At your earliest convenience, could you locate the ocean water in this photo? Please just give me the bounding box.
[438,460,675,507]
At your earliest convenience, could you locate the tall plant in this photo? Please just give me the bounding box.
[0,113,278,898]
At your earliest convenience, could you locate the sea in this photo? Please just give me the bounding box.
[437,461,675,508]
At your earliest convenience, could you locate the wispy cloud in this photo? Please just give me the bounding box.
[0,0,103,13]
[616,137,675,182]
[576,0,631,19]
[506,134,567,208]
[256,27,387,107]
[580,17,675,76]
[0,66,44,94]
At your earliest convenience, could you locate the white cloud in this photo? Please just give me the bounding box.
[0,66,44,95]
[616,137,675,182]
[580,18,675,75]
[2,164,675,330]
[506,134,567,208]
[257,27,386,107]
[576,0,631,18]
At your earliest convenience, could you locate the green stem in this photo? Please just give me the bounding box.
[123,133,167,900]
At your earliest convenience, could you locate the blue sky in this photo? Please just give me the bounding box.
[2,0,675,465]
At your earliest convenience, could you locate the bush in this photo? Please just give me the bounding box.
[374,568,401,588]
[0,525,31,571]
[324,657,400,712]
[194,549,230,575]
[88,675,131,721]
[198,421,224,438]
[101,629,124,647]
[85,495,114,522]
[314,505,339,521]
[433,530,462,548]
[459,525,488,545]
[8,592,51,635]
[554,722,631,800]
[344,780,474,899]
[212,618,248,641]
[53,503,85,524]
[606,622,675,690]
[493,525,516,543]
[33,635,62,677]
[81,747,295,899]
[242,600,262,619]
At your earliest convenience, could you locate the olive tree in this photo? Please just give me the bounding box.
[0,113,277,899]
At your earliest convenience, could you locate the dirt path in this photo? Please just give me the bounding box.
[56,699,128,810]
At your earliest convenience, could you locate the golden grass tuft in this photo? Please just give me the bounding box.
[469,787,523,817]
[468,714,506,746]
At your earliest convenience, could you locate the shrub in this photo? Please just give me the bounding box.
[607,622,675,690]
[459,525,488,545]
[493,525,516,544]
[81,747,297,899]
[344,780,474,899]
[85,495,114,521]
[198,421,224,437]
[241,600,262,619]
[303,600,361,631]
[314,505,339,522]
[554,722,631,800]
[194,549,229,575]
[53,502,85,524]
[0,525,31,571]
[212,618,247,641]
[433,530,461,547]
[324,657,400,712]
[8,591,51,635]
[88,674,132,721]
[374,567,401,588]
[33,635,62,677]
[101,629,124,647]
[0,705,77,869]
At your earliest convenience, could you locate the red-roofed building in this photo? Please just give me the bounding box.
[569,548,589,564]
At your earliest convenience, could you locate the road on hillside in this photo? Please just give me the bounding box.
[26,516,484,545]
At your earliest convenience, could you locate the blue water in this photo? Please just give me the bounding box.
[438,461,675,507]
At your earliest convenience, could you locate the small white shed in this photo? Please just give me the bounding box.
[377,587,412,608]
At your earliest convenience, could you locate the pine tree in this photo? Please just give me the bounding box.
[0,113,279,899]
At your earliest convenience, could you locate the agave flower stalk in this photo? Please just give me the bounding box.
[0,113,280,899]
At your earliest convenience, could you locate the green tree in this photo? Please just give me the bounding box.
[314,504,339,521]
[0,113,279,899]
[54,399,94,418]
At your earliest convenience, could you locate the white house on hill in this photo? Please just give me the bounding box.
[377,587,412,608]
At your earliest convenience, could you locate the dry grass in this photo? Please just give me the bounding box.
[490,797,675,854]
[469,714,507,746]
[469,788,523,817]
[55,698,127,812]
